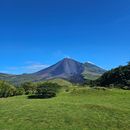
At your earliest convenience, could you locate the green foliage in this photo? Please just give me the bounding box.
[93,63,130,89]
[21,82,37,95]
[0,81,16,98]
[34,82,61,98]
[15,87,25,96]
[38,82,61,91]
[0,80,62,98]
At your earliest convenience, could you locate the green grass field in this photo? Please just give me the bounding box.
[0,87,130,130]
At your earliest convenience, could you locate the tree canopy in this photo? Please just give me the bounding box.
[93,63,130,89]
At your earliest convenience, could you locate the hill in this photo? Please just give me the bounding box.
[0,58,106,84]
[83,62,106,80]
[46,78,72,86]
[94,63,130,89]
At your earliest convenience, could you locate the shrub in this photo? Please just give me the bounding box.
[29,82,61,99]
[0,81,16,98]
[21,82,37,95]
[15,87,25,95]
[93,63,130,89]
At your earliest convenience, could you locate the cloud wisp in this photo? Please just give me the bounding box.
[5,62,49,74]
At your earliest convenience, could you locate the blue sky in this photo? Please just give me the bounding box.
[0,0,130,74]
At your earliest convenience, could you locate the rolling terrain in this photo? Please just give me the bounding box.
[0,59,129,130]
[0,58,106,84]
[0,87,129,130]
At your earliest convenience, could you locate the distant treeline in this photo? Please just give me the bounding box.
[0,81,62,98]
[86,62,130,90]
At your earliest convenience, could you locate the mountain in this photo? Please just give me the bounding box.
[33,58,106,82]
[33,58,84,82]
[0,58,106,84]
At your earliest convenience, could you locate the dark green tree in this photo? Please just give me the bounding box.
[0,81,16,98]
[21,82,37,95]
[93,64,130,89]
[29,82,61,98]
[15,87,25,95]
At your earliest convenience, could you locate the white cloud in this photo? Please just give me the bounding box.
[22,63,49,73]
[6,62,49,74]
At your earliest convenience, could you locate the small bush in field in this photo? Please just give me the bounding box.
[0,81,16,98]
[29,82,61,99]
[15,87,25,95]
[21,82,37,95]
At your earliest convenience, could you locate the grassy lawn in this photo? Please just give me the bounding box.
[0,88,130,130]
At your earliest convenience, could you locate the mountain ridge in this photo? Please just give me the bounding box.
[0,58,106,84]
[34,58,84,78]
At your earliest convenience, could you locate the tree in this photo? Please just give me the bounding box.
[29,82,61,99]
[0,81,16,98]
[21,82,37,95]
[93,64,130,89]
[15,87,25,95]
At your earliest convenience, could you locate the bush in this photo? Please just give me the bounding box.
[93,63,130,89]
[15,87,25,95]
[21,82,37,95]
[0,81,16,98]
[29,82,61,99]
[28,92,56,99]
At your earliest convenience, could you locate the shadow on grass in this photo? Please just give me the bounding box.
[28,94,56,99]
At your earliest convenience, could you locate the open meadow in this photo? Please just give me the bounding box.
[0,87,130,130]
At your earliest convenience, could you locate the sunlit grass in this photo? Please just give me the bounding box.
[0,88,130,130]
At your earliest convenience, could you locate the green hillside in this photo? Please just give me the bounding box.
[46,78,73,86]
[83,62,106,80]
[94,63,130,89]
[0,74,40,85]
[0,87,130,130]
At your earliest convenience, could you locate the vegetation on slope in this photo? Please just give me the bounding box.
[0,81,16,98]
[83,62,106,80]
[93,63,130,89]
[46,78,73,87]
